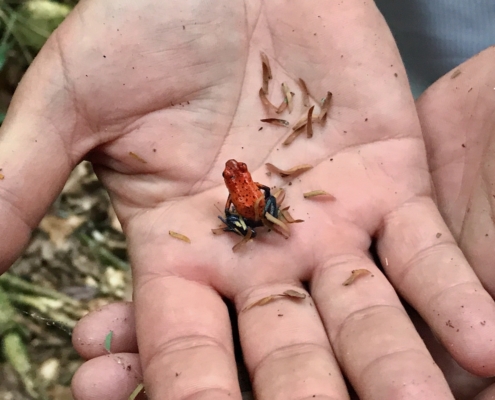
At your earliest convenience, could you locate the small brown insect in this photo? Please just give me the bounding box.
[211,227,227,235]
[342,269,371,286]
[306,105,315,138]
[242,289,307,311]
[281,82,294,113]
[292,113,318,131]
[303,190,336,200]
[450,69,461,79]
[265,163,313,177]
[272,187,286,205]
[169,231,191,243]
[298,78,311,107]
[279,207,304,223]
[318,91,332,122]
[265,212,290,238]
[232,228,253,252]
[283,289,306,299]
[259,88,279,112]
[260,52,272,94]
[276,97,288,114]
[260,118,290,127]
[129,152,147,163]
[283,126,305,145]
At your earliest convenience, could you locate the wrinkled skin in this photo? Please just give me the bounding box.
[2,0,495,399]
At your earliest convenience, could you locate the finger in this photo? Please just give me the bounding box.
[475,384,495,400]
[73,302,137,359]
[410,308,494,399]
[236,283,348,400]
[71,353,145,400]
[0,37,94,273]
[134,275,240,399]
[377,197,495,376]
[311,254,454,399]
[416,46,495,296]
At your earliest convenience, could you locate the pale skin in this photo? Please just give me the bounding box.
[1,1,495,399]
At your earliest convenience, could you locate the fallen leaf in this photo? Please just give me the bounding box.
[169,231,191,243]
[265,163,313,177]
[0,173,4,180]
[342,269,371,286]
[303,190,336,199]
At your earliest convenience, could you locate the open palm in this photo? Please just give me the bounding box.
[3,1,495,399]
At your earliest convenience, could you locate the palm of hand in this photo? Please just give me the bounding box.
[6,1,495,398]
[54,0,427,282]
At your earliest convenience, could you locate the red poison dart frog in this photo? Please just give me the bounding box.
[219,159,278,238]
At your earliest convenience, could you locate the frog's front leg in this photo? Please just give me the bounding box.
[256,183,278,218]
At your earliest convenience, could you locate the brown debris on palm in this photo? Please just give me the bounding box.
[260,51,272,94]
[265,163,313,177]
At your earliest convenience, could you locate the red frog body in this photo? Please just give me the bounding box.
[219,159,279,237]
[222,159,266,221]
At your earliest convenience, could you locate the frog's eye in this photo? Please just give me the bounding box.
[223,169,234,179]
[238,162,248,172]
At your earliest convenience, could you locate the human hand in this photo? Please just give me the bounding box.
[3,1,495,399]
[415,45,495,400]
[70,45,495,400]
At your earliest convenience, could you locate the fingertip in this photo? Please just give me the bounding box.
[434,290,495,377]
[73,301,137,359]
[71,353,144,400]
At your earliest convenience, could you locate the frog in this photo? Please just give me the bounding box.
[219,159,278,237]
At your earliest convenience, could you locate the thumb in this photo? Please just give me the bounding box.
[0,36,93,272]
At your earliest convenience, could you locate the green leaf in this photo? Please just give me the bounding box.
[128,383,144,400]
[104,330,113,353]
